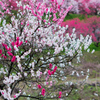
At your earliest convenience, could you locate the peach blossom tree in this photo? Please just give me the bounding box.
[0,0,92,100]
[61,16,100,47]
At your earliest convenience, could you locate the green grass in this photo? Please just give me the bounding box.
[64,13,85,21]
[64,13,99,21]
[83,51,100,63]
[67,84,100,100]
[89,42,100,51]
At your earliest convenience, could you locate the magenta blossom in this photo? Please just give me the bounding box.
[7,51,13,56]
[41,88,45,96]
[59,91,62,98]
[49,63,52,69]
[11,56,16,62]
[38,84,42,89]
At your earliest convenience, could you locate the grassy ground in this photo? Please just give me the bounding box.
[18,46,100,100]
[67,84,100,100]
[64,13,100,21]
[65,44,100,100]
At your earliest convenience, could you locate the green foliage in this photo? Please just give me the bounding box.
[0,19,3,27]
[88,42,100,51]
[64,13,85,21]
[5,15,12,24]
[64,13,96,21]
[11,10,18,17]
[18,48,25,55]
[0,64,3,68]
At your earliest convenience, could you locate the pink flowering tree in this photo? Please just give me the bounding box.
[0,0,93,100]
[61,16,100,47]
[83,16,100,46]
[59,0,100,15]
[61,18,92,37]
[74,0,100,15]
